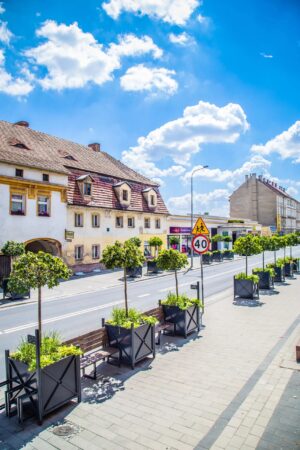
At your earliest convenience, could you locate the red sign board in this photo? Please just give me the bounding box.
[192,234,210,254]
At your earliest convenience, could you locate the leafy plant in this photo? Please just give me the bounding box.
[212,250,221,255]
[161,292,203,310]
[8,252,71,338]
[169,236,180,246]
[235,272,259,284]
[228,219,244,224]
[285,233,299,258]
[233,235,262,275]
[106,307,157,329]
[253,267,275,277]
[267,236,282,265]
[211,234,223,243]
[222,236,232,243]
[11,332,82,372]
[157,249,188,297]
[1,241,25,256]
[128,237,142,248]
[101,240,145,316]
[149,237,163,258]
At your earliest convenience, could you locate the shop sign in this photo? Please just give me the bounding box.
[169,227,192,234]
[65,230,74,241]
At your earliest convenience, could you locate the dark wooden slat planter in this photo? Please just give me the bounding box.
[273,266,285,282]
[234,278,259,299]
[126,266,143,278]
[105,323,155,369]
[162,304,200,338]
[202,253,212,264]
[292,259,300,273]
[284,262,294,278]
[212,253,223,262]
[0,255,12,283]
[2,278,30,300]
[147,260,160,274]
[222,251,234,260]
[6,353,81,423]
[253,271,274,290]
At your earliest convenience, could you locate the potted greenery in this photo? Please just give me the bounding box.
[202,251,212,264]
[1,241,27,299]
[267,261,285,283]
[101,240,156,369]
[126,237,143,278]
[252,267,275,290]
[169,236,180,250]
[292,257,300,273]
[233,235,262,299]
[277,257,294,278]
[211,234,223,252]
[267,236,284,282]
[157,249,202,337]
[147,237,163,274]
[212,249,223,262]
[285,233,299,259]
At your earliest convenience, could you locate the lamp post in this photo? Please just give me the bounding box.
[190,165,209,269]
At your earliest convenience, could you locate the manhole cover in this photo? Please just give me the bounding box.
[52,424,77,437]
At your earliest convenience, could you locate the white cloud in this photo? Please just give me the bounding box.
[286,186,298,197]
[122,101,249,179]
[0,21,12,44]
[168,32,193,46]
[25,21,163,91]
[0,49,33,96]
[0,3,4,14]
[197,13,210,29]
[120,64,178,95]
[251,121,300,163]
[182,155,271,185]
[102,0,199,25]
[260,52,273,59]
[167,188,230,216]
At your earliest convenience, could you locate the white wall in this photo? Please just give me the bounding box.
[0,163,68,186]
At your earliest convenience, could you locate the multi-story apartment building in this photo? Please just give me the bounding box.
[230,173,300,233]
[0,120,169,271]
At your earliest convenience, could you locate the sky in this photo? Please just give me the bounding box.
[1,0,300,216]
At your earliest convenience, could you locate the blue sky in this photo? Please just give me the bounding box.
[1,0,300,215]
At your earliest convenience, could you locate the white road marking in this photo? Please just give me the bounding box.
[138,293,150,298]
[158,286,174,292]
[1,300,123,335]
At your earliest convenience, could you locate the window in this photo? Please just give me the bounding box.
[83,182,92,196]
[11,193,25,215]
[116,216,123,228]
[37,195,50,217]
[155,218,161,229]
[128,217,135,228]
[122,190,128,201]
[92,213,100,228]
[75,213,84,227]
[150,195,155,206]
[144,218,150,229]
[43,173,49,182]
[15,168,23,178]
[75,246,84,260]
[92,245,100,259]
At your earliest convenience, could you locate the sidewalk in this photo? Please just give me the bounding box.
[0,275,299,449]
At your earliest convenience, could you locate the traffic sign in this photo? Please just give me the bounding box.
[192,217,209,235]
[192,234,210,254]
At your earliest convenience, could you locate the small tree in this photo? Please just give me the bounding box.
[285,233,299,258]
[267,236,282,265]
[149,237,163,258]
[278,235,288,259]
[101,240,145,315]
[128,237,142,248]
[8,252,71,338]
[233,235,262,275]
[157,249,188,297]
[169,236,180,246]
[211,234,223,243]
[1,241,25,256]
[259,236,272,269]
[223,236,232,243]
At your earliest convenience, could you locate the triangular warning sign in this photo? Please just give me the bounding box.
[192,217,209,235]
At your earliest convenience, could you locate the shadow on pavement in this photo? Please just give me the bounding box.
[233,298,265,307]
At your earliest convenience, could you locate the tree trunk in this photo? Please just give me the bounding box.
[274,250,276,265]
[245,256,248,276]
[262,251,265,270]
[175,269,179,298]
[284,246,286,259]
[290,246,292,258]
[124,267,128,316]
[38,285,42,339]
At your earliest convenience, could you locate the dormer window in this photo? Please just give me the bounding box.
[84,182,92,196]
[113,182,131,208]
[122,190,128,201]
[8,138,30,150]
[142,188,157,210]
[150,195,155,206]
[76,174,94,198]
[15,168,23,178]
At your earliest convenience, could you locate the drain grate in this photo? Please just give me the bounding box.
[51,420,82,440]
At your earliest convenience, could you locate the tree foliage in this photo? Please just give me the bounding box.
[222,235,232,243]
[157,249,188,297]
[128,236,142,248]
[169,236,180,245]
[233,235,262,257]
[1,241,25,256]
[211,234,224,243]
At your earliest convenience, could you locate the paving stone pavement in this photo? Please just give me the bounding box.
[0,275,300,450]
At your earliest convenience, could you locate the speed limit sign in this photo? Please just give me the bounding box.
[192,234,210,254]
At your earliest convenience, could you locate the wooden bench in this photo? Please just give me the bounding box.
[296,341,300,363]
[144,306,175,345]
[64,327,120,380]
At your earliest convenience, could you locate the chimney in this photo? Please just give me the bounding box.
[88,143,101,152]
[14,121,29,127]
[245,175,249,181]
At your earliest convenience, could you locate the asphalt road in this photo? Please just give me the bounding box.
[0,248,299,380]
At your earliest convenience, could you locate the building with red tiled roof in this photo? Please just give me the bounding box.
[230,173,300,233]
[0,120,169,271]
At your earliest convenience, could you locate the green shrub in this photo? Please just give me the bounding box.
[253,267,275,277]
[169,236,180,246]
[235,273,259,284]
[212,250,221,255]
[106,307,157,329]
[11,332,82,372]
[1,241,25,256]
[161,292,203,310]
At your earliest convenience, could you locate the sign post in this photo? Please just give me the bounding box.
[192,233,209,324]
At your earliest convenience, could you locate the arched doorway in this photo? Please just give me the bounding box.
[25,238,62,256]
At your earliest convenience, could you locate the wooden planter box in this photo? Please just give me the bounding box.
[6,354,81,423]
[212,253,223,262]
[202,253,212,264]
[126,266,143,278]
[234,278,259,299]
[105,323,155,369]
[222,251,234,260]
[162,304,200,338]
[253,271,274,290]
[147,260,160,274]
[284,262,294,278]
[274,266,285,282]
[2,278,30,300]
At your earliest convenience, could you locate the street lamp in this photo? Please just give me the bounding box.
[190,165,209,269]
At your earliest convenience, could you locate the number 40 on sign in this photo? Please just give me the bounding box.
[192,234,210,254]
